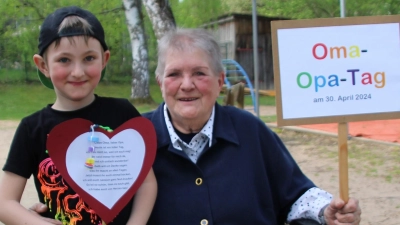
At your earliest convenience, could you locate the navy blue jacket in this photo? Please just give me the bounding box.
[143,103,315,225]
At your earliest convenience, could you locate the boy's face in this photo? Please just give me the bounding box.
[34,36,109,110]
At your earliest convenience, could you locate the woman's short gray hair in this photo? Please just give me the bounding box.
[155,28,224,81]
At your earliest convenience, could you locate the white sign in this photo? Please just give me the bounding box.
[277,23,400,119]
[66,130,145,209]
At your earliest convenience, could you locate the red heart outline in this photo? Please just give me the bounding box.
[47,117,156,223]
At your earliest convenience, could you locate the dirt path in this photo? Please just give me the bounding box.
[0,116,399,224]
[277,128,400,225]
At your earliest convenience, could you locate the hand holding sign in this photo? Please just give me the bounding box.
[272,15,399,218]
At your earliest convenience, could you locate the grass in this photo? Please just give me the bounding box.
[260,115,277,123]
[0,84,55,120]
[271,127,283,133]
[345,141,400,182]
[0,82,161,120]
[0,81,276,121]
[0,68,277,120]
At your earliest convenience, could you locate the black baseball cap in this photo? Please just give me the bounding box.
[37,6,108,89]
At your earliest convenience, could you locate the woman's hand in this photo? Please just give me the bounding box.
[324,198,361,225]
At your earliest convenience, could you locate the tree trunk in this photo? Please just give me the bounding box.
[142,0,176,41]
[123,0,153,104]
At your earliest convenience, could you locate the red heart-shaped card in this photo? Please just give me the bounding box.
[46,117,156,224]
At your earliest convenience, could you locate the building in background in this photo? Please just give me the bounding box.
[201,13,287,90]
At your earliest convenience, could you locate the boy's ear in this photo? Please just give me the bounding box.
[102,50,110,69]
[33,54,49,78]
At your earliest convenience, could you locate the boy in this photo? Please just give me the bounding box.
[0,6,157,225]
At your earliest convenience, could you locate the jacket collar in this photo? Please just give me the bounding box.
[148,103,239,150]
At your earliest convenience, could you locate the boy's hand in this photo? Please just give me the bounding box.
[28,203,62,225]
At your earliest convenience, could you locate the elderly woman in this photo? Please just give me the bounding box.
[143,28,361,225]
[31,28,361,225]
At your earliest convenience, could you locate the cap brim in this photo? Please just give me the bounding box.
[37,69,54,89]
[37,68,106,89]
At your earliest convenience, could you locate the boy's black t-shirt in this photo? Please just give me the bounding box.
[3,95,141,224]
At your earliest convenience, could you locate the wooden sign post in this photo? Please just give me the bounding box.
[338,122,349,201]
[271,15,400,201]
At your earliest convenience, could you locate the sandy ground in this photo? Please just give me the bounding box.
[0,107,399,224]
[0,121,39,209]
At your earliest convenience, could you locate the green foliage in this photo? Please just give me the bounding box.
[257,0,320,19]
[1,0,399,88]
[220,0,253,14]
[0,69,37,83]
[219,0,400,19]
[170,0,223,27]
[0,0,132,81]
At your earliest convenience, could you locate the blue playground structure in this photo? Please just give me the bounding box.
[222,59,257,112]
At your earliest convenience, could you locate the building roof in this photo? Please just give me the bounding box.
[201,13,289,28]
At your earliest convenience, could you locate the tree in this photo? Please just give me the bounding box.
[221,0,252,14]
[217,0,400,20]
[123,0,153,103]
[142,0,176,41]
[258,0,400,19]
[170,0,223,28]
[0,0,131,81]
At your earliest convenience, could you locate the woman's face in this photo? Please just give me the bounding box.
[160,48,224,123]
